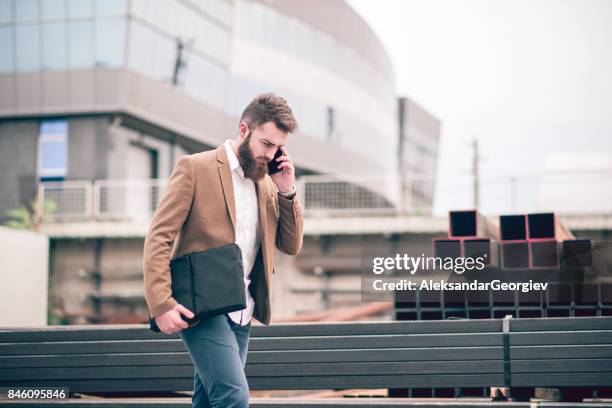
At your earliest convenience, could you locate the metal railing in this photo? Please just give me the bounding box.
[296,173,435,217]
[39,174,434,222]
[40,179,167,222]
[38,172,612,222]
[94,179,167,221]
[39,181,93,221]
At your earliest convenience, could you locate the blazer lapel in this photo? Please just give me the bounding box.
[216,145,236,233]
[255,178,267,247]
[255,177,270,285]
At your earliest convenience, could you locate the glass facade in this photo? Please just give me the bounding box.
[0,24,12,72]
[232,0,397,169]
[227,73,396,169]
[227,75,332,145]
[0,0,127,73]
[129,0,232,65]
[237,0,395,112]
[0,0,397,170]
[127,0,232,111]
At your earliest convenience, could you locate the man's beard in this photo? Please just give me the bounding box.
[237,133,269,181]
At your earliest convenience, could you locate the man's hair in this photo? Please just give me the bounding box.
[240,93,298,133]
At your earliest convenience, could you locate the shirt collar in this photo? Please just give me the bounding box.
[224,139,245,178]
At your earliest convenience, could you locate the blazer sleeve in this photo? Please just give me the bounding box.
[275,187,304,256]
[143,155,195,318]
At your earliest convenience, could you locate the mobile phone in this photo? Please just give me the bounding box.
[268,148,284,175]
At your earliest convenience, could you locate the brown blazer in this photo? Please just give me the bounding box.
[142,143,304,325]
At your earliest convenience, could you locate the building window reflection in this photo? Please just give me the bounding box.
[95,18,125,67]
[41,0,65,19]
[15,0,38,21]
[2,0,127,74]
[38,119,68,182]
[41,22,66,70]
[68,21,93,69]
[0,0,12,22]
[67,0,93,19]
[15,23,39,72]
[95,0,126,15]
[0,25,14,72]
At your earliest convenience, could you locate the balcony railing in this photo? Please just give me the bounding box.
[39,180,93,221]
[38,172,612,223]
[39,174,434,222]
[296,173,434,217]
[40,179,167,222]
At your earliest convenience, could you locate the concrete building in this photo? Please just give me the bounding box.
[0,0,397,196]
[398,96,440,215]
[0,0,442,323]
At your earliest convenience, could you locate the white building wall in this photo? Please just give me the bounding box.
[0,226,49,327]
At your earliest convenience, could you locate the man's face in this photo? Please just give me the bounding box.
[237,121,288,181]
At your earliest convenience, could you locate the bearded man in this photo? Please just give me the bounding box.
[143,93,304,407]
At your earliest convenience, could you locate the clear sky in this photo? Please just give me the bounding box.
[346,0,612,215]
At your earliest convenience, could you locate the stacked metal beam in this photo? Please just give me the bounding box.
[432,210,594,272]
[393,211,606,399]
[433,210,493,265]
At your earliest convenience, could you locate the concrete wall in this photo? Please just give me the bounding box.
[0,120,39,224]
[50,239,98,323]
[68,116,113,180]
[0,226,49,327]
[107,122,179,180]
[50,238,149,324]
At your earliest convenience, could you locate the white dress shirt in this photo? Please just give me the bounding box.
[224,140,260,326]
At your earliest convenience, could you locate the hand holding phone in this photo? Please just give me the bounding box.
[268,148,284,175]
[268,146,295,194]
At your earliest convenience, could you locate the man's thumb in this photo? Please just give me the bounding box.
[176,304,195,318]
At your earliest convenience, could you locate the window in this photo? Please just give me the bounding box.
[68,21,93,69]
[0,0,12,22]
[0,26,13,72]
[41,22,67,70]
[184,54,227,107]
[94,0,126,15]
[67,0,93,18]
[41,0,65,19]
[95,17,125,67]
[15,24,40,72]
[15,0,38,21]
[38,120,68,181]
[127,20,177,82]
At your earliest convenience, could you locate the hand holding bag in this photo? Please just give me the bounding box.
[150,243,246,332]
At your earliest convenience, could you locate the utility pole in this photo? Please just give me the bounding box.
[472,139,480,209]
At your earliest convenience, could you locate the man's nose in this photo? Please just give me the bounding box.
[265,150,276,161]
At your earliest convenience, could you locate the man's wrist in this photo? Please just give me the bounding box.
[278,185,296,199]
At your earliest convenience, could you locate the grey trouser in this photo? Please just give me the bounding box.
[179,313,252,407]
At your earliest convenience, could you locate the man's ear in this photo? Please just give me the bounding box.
[239,121,249,141]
